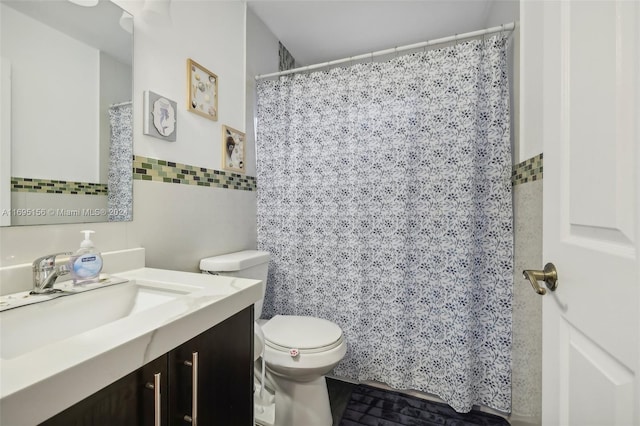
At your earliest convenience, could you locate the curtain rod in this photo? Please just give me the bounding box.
[256,22,515,80]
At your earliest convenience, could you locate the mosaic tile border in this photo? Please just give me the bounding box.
[133,155,257,191]
[512,153,543,186]
[14,155,530,194]
[11,177,108,195]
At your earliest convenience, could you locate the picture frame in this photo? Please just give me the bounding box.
[143,91,177,141]
[187,58,218,121]
[222,125,245,173]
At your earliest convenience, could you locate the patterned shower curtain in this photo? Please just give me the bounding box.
[255,35,513,413]
[108,102,133,222]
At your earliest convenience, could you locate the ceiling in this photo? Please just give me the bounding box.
[247,0,498,67]
[3,0,501,71]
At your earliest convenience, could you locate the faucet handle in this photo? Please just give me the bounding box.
[32,252,73,270]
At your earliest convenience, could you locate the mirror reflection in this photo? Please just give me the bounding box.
[0,0,133,226]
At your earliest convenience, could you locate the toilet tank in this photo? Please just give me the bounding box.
[199,250,270,318]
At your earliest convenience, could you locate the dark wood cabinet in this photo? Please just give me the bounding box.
[170,306,254,425]
[40,355,168,426]
[41,306,253,426]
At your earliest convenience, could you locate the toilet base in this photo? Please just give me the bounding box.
[254,384,275,426]
[271,373,332,426]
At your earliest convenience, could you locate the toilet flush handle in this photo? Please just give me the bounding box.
[289,348,300,357]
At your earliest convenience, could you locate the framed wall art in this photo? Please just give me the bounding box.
[222,125,245,173]
[143,90,177,141]
[187,58,218,121]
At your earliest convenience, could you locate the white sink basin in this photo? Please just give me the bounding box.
[0,280,191,360]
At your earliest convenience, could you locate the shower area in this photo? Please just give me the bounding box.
[247,3,542,424]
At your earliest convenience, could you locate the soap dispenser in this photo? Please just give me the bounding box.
[70,230,103,284]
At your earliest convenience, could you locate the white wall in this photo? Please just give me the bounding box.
[518,1,544,162]
[126,0,254,271]
[485,0,519,27]
[0,1,255,276]
[484,0,520,164]
[1,4,99,182]
[486,2,543,425]
[127,1,246,171]
[245,6,280,174]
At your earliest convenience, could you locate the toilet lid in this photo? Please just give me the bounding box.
[262,315,343,352]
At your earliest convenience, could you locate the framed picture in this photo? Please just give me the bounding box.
[222,125,245,173]
[187,58,218,121]
[143,91,177,141]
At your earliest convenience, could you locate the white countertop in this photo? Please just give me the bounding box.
[0,267,261,425]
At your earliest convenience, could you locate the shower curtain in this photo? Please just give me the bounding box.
[108,102,133,222]
[255,34,513,413]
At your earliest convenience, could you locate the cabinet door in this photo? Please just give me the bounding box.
[169,306,253,426]
[40,355,168,426]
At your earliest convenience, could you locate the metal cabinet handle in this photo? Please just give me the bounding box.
[523,263,558,295]
[183,352,199,425]
[145,372,162,426]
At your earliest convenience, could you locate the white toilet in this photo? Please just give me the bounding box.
[200,250,347,426]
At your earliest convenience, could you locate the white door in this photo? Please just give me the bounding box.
[541,1,639,425]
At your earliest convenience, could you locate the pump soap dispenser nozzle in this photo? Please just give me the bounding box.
[80,230,95,248]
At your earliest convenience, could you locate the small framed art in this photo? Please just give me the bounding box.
[222,125,245,173]
[187,58,218,121]
[143,91,177,141]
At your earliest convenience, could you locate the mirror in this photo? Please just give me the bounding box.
[0,0,133,226]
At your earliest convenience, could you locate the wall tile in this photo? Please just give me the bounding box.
[133,155,257,192]
[512,153,543,186]
[511,176,543,421]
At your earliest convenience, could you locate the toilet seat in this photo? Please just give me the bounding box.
[261,315,344,354]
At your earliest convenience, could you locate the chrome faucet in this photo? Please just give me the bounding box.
[31,252,72,294]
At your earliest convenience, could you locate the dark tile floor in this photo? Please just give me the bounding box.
[327,377,357,426]
[326,379,512,426]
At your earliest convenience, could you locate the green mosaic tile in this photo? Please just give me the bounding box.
[512,153,543,186]
[132,155,257,192]
[11,177,108,195]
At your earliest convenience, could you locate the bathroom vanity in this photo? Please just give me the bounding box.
[42,306,252,426]
[0,258,261,425]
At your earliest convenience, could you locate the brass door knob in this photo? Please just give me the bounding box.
[523,263,558,295]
